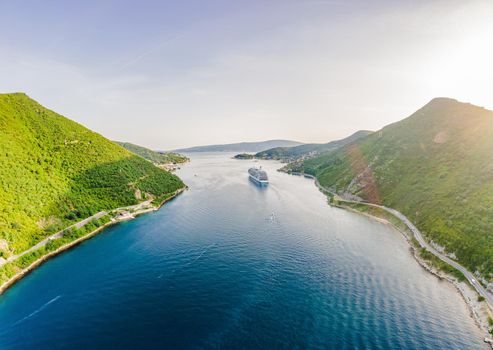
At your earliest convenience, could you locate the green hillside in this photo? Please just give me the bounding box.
[0,93,184,255]
[115,141,188,165]
[255,130,373,161]
[233,153,255,159]
[294,98,493,280]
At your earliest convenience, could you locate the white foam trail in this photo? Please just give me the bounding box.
[184,243,217,268]
[266,212,278,223]
[12,295,62,326]
[157,243,217,279]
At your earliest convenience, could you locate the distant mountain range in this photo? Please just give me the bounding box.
[291,98,493,282]
[174,140,303,153]
[255,130,373,161]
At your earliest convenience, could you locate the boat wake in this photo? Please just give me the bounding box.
[157,243,217,279]
[183,243,217,268]
[12,295,62,327]
[266,212,277,223]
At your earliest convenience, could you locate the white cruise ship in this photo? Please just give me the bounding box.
[248,167,269,186]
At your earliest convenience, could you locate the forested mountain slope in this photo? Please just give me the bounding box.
[115,141,188,164]
[256,130,372,161]
[0,93,184,255]
[295,98,493,280]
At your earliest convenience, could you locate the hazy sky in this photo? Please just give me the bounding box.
[1,0,492,150]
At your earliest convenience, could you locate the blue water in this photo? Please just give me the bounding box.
[0,153,485,349]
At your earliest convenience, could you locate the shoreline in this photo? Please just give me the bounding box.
[0,187,186,296]
[338,203,492,336]
[285,170,493,342]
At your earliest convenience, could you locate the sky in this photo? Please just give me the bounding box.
[1,0,492,150]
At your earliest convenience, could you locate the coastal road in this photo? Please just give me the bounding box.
[379,205,493,311]
[113,199,153,212]
[0,211,107,268]
[310,177,493,312]
[0,199,156,268]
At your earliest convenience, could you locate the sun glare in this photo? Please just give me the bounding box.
[427,9,493,108]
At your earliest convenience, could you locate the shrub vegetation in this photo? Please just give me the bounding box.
[115,141,188,164]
